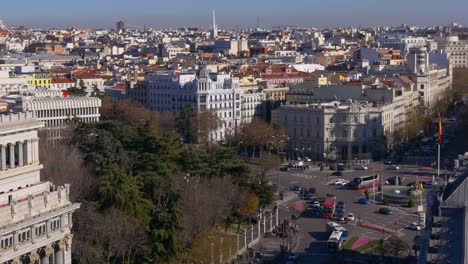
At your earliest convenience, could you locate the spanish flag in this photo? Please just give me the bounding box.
[438,113,443,145]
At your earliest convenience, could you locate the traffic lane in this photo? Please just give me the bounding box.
[293,216,333,264]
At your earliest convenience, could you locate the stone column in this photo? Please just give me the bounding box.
[42,244,54,264]
[9,143,15,168]
[18,142,23,167]
[31,139,36,163]
[34,138,40,163]
[55,241,65,264]
[26,140,32,165]
[1,145,6,170]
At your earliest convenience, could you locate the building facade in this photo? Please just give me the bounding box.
[13,95,101,140]
[0,112,79,264]
[143,69,242,141]
[435,35,468,68]
[273,101,392,161]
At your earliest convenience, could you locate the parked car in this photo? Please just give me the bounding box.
[379,207,393,215]
[337,201,345,207]
[387,165,400,170]
[312,201,321,207]
[409,222,421,231]
[384,160,395,165]
[355,165,368,170]
[347,213,355,221]
[359,198,370,204]
[304,157,312,162]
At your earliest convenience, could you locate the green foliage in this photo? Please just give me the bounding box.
[180,146,250,182]
[98,165,154,225]
[74,119,184,261]
[72,105,270,263]
[383,199,390,205]
[67,86,87,96]
[408,197,416,208]
[176,104,197,144]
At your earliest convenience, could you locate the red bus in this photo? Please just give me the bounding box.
[349,174,379,190]
[322,197,336,219]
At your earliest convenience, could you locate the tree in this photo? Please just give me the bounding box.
[176,104,197,144]
[239,191,259,221]
[195,110,220,146]
[377,236,411,260]
[98,165,154,225]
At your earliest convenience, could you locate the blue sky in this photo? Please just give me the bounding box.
[1,0,467,29]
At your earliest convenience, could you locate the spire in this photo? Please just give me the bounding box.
[211,10,218,38]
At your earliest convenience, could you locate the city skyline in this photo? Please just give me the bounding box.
[1,0,468,29]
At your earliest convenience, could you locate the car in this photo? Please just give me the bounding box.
[387,165,400,170]
[287,253,299,261]
[326,193,335,198]
[347,213,355,221]
[337,163,346,171]
[338,180,350,186]
[333,179,346,185]
[312,201,321,207]
[338,215,345,222]
[304,157,312,162]
[337,208,345,214]
[280,166,289,171]
[337,201,345,207]
[359,198,370,204]
[384,160,394,165]
[379,207,393,215]
[304,192,315,200]
[308,187,317,194]
[292,185,302,193]
[355,165,368,170]
[331,171,343,176]
[409,222,421,231]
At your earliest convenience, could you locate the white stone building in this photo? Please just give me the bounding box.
[407,47,452,108]
[434,35,468,68]
[0,112,80,264]
[13,95,101,140]
[141,69,243,141]
[0,70,33,96]
[240,86,265,123]
[273,101,391,161]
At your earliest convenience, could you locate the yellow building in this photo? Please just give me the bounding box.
[22,73,52,88]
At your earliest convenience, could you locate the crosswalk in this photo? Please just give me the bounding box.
[292,173,317,180]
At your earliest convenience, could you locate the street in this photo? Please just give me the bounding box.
[265,162,427,263]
